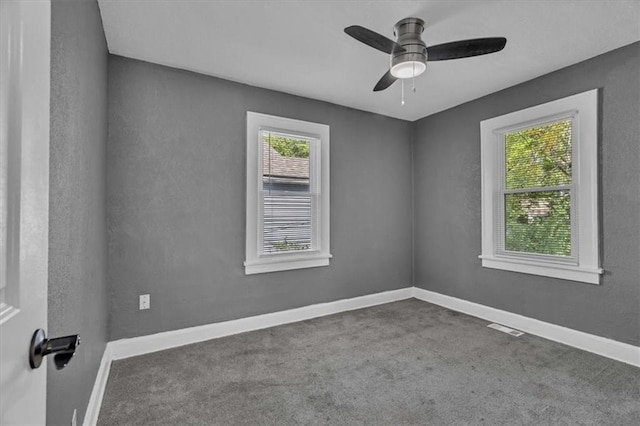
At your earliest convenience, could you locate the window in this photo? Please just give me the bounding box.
[245,112,330,274]
[480,89,601,284]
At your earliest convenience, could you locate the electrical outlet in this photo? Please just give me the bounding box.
[139,294,150,310]
[71,409,77,426]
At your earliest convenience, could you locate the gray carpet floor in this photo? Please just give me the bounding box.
[98,299,639,425]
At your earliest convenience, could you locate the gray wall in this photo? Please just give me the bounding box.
[413,42,640,346]
[107,56,413,340]
[48,0,109,424]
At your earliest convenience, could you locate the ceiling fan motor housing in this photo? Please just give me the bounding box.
[391,18,427,73]
[391,18,427,78]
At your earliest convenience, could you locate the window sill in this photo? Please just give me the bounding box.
[244,253,332,275]
[479,255,603,285]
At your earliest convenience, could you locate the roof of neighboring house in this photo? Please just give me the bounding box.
[262,141,309,179]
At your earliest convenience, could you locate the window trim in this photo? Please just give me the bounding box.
[245,112,330,275]
[480,89,602,284]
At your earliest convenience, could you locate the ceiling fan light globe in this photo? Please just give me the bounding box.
[390,61,426,79]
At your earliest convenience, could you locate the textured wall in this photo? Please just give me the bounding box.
[107,56,413,340]
[413,42,640,345]
[48,0,109,423]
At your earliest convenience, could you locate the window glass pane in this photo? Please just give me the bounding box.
[262,132,312,253]
[505,190,571,256]
[505,119,572,189]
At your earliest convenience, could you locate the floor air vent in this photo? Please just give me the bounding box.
[487,323,525,337]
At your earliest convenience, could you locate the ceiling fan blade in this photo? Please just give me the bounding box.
[427,37,507,61]
[345,25,406,55]
[373,70,397,92]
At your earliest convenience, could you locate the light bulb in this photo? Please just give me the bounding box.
[390,61,426,79]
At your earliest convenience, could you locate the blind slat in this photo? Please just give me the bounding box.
[262,194,312,253]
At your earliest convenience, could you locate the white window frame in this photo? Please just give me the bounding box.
[480,89,602,284]
[245,112,330,275]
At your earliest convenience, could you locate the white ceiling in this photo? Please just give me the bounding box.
[98,0,640,122]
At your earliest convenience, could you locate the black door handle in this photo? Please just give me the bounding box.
[29,329,81,370]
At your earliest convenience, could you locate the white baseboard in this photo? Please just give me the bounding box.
[84,285,639,425]
[83,287,411,424]
[108,287,414,360]
[83,344,112,426]
[412,287,640,368]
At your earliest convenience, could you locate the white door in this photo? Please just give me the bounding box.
[0,0,51,424]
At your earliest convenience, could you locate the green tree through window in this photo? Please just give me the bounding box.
[266,134,309,158]
[504,120,572,256]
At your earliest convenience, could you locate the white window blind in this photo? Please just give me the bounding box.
[495,115,577,264]
[261,131,314,254]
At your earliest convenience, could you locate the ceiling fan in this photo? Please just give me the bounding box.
[345,18,507,92]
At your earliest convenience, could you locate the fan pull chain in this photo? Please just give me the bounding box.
[412,62,416,93]
[401,79,405,105]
